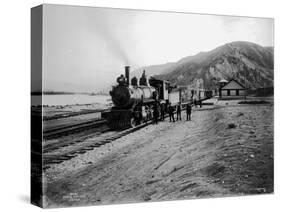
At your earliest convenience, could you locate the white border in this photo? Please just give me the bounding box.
[0,0,279,211]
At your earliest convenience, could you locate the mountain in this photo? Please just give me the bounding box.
[131,62,176,78]
[150,41,274,90]
[264,46,273,54]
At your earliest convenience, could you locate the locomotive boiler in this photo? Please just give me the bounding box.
[110,66,157,108]
[102,66,161,129]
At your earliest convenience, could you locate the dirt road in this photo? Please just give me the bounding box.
[44,104,273,208]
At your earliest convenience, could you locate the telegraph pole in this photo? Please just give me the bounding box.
[244,66,246,100]
[239,50,246,100]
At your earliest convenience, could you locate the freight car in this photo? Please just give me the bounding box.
[101,66,181,129]
[177,86,213,105]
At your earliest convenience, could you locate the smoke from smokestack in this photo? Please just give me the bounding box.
[87,13,131,65]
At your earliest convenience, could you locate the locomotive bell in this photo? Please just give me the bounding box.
[125,66,130,86]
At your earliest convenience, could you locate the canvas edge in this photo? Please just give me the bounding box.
[31,4,44,208]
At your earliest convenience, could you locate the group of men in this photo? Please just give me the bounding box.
[152,101,192,124]
[167,102,192,122]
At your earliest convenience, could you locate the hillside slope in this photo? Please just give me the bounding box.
[132,62,176,78]
[152,41,274,89]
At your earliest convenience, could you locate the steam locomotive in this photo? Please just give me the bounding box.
[102,66,180,129]
[101,66,213,129]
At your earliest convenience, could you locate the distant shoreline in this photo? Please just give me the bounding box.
[31,91,109,96]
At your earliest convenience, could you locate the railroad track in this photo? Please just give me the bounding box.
[43,98,213,170]
[43,128,111,153]
[43,120,153,170]
[43,109,107,121]
[43,119,107,140]
[43,98,211,140]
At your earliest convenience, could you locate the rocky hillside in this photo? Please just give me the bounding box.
[143,41,274,89]
[132,62,176,78]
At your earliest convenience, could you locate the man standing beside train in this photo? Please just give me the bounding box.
[168,103,175,122]
[186,103,192,121]
[160,103,165,121]
[153,102,159,124]
[176,102,182,121]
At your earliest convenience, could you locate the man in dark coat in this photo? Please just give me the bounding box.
[160,103,165,121]
[153,102,159,124]
[176,103,182,121]
[168,103,175,122]
[186,103,192,121]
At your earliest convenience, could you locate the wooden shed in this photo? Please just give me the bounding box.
[219,79,246,99]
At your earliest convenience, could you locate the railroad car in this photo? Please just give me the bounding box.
[178,86,214,105]
[168,89,181,106]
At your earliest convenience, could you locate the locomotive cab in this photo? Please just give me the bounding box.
[149,77,170,101]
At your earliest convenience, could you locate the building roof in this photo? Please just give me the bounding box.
[219,79,228,83]
[221,79,245,90]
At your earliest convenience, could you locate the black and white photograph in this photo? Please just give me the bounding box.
[31,4,274,208]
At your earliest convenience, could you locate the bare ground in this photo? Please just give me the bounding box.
[44,104,273,208]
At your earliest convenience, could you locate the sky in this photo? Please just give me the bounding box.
[38,4,274,92]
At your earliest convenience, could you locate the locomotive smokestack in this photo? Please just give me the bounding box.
[125,66,130,86]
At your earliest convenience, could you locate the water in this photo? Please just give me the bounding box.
[31,94,111,106]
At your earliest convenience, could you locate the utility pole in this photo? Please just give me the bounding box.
[244,66,246,100]
[239,50,246,100]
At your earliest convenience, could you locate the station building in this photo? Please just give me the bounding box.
[219,79,246,99]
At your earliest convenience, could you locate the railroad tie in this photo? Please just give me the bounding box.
[83,147,94,151]
[75,150,87,154]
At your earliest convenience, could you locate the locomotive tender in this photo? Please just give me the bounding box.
[102,66,213,129]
